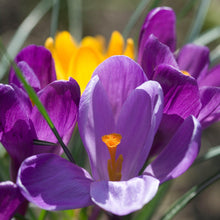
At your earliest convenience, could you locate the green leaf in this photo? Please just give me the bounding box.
[0,0,53,80]
[160,170,220,220]
[38,210,48,220]
[134,181,171,220]
[186,0,211,43]
[0,40,75,164]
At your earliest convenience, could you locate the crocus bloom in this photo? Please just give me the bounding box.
[138,7,220,154]
[17,56,201,216]
[0,45,80,219]
[45,31,135,92]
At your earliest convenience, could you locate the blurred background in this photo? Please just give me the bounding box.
[0,0,220,219]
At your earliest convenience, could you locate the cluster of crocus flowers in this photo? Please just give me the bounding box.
[0,45,80,219]
[45,31,135,92]
[17,56,202,216]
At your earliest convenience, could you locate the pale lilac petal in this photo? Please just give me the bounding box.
[140,35,178,79]
[31,79,80,155]
[153,64,201,118]
[92,56,147,121]
[198,64,220,87]
[9,45,56,89]
[0,181,24,220]
[138,7,176,62]
[144,116,201,183]
[198,87,220,128]
[90,175,159,216]
[17,154,93,210]
[79,76,115,181]
[116,81,163,180]
[177,44,209,79]
[9,61,41,92]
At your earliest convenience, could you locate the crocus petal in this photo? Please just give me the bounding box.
[31,79,80,155]
[140,35,178,79]
[107,31,124,57]
[0,181,24,220]
[17,153,93,210]
[9,45,56,89]
[0,84,34,169]
[90,175,159,216]
[116,81,163,180]
[92,56,147,121]
[79,76,115,181]
[177,44,209,79]
[9,62,41,92]
[138,7,176,62]
[68,46,103,93]
[153,64,201,118]
[198,87,220,128]
[144,116,201,183]
[198,64,220,87]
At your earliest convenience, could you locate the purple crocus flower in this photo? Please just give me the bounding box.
[138,7,220,155]
[17,56,201,216]
[0,46,80,219]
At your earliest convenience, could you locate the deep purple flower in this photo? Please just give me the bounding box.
[138,7,220,155]
[17,56,201,216]
[0,46,80,219]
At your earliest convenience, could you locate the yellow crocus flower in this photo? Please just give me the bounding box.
[45,31,135,93]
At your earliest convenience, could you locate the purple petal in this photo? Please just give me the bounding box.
[17,153,93,210]
[198,87,220,128]
[140,35,178,79]
[92,55,147,121]
[177,44,209,79]
[0,181,24,220]
[90,175,159,216]
[198,64,220,87]
[9,45,56,89]
[138,7,176,62]
[9,62,41,92]
[144,116,201,183]
[79,76,115,181]
[31,79,80,155]
[116,81,163,180]
[153,64,201,118]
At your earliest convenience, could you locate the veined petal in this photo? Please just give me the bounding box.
[198,64,220,87]
[0,181,25,220]
[68,46,103,93]
[92,56,147,121]
[138,7,176,62]
[177,44,209,80]
[140,35,178,79]
[31,79,80,155]
[9,45,56,89]
[79,76,115,181]
[107,31,124,57]
[153,64,201,118]
[17,154,93,210]
[144,116,201,183]
[198,87,220,128]
[116,81,163,180]
[90,175,159,216]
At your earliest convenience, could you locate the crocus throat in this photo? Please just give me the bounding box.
[181,70,191,76]
[102,133,123,181]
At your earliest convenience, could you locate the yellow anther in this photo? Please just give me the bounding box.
[181,70,191,76]
[102,133,123,181]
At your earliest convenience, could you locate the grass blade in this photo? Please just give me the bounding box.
[0,0,53,80]
[50,0,60,38]
[160,170,220,220]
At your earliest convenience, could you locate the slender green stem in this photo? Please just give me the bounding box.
[50,0,60,37]
[0,0,53,80]
[122,0,151,39]
[160,170,220,220]
[38,210,48,220]
[67,0,82,42]
[0,40,76,164]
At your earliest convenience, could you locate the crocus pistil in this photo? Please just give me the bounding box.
[102,133,123,181]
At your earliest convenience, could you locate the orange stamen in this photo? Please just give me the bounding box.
[181,70,191,76]
[102,133,123,181]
